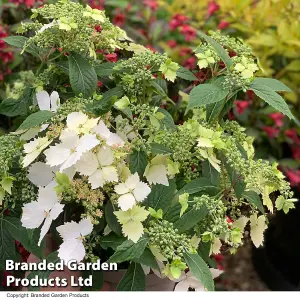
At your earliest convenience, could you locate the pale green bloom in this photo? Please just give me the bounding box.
[58,17,78,31]
[159,58,179,82]
[195,50,216,69]
[83,5,105,22]
[234,56,258,79]
[114,96,130,110]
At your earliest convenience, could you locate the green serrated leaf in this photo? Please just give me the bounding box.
[144,180,176,212]
[253,78,292,92]
[68,52,97,98]
[176,66,198,81]
[178,178,219,195]
[186,84,229,114]
[249,81,294,119]
[107,234,149,263]
[17,110,53,131]
[174,205,208,233]
[117,262,146,291]
[99,233,126,250]
[202,160,220,186]
[129,150,148,177]
[105,201,122,236]
[95,62,116,77]
[242,191,264,213]
[224,162,245,199]
[150,143,173,155]
[134,247,160,271]
[183,251,214,291]
[157,107,176,131]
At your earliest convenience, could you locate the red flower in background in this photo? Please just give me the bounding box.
[269,112,284,127]
[183,57,196,70]
[218,20,230,30]
[167,40,177,48]
[207,1,220,17]
[8,0,37,7]
[169,14,188,30]
[113,10,126,27]
[285,169,300,187]
[291,146,300,160]
[235,100,249,114]
[144,0,158,11]
[263,126,280,138]
[180,24,196,41]
[89,0,104,10]
[285,128,300,144]
[104,53,118,62]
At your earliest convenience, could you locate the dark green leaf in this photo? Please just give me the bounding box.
[26,252,60,291]
[224,162,245,199]
[100,233,126,250]
[17,111,53,131]
[0,86,34,117]
[55,61,69,74]
[150,143,173,155]
[250,81,294,119]
[144,180,176,212]
[134,248,159,271]
[108,235,149,263]
[95,62,116,78]
[0,217,18,271]
[164,203,182,223]
[253,78,292,92]
[68,52,97,98]
[105,201,122,236]
[2,36,40,58]
[183,251,214,291]
[186,84,229,113]
[198,241,212,263]
[117,262,145,291]
[178,178,219,195]
[129,150,148,177]
[4,217,44,258]
[243,191,264,213]
[157,107,176,131]
[82,270,104,291]
[150,80,168,97]
[174,205,208,233]
[197,31,232,69]
[177,66,198,81]
[202,160,220,186]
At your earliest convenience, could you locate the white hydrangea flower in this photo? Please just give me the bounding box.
[175,269,223,291]
[38,20,57,33]
[21,182,64,246]
[115,173,151,211]
[44,130,100,171]
[144,155,169,186]
[28,162,75,187]
[23,137,52,168]
[66,112,99,135]
[36,90,60,112]
[76,147,118,189]
[57,218,93,264]
[93,120,125,147]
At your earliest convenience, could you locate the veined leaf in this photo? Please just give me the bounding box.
[17,111,53,131]
[224,162,245,199]
[129,150,148,177]
[150,143,173,155]
[117,262,145,291]
[157,107,176,131]
[178,178,219,195]
[105,201,122,236]
[95,62,116,77]
[253,78,292,92]
[243,191,264,213]
[99,233,126,250]
[107,234,149,263]
[183,251,214,291]
[202,160,220,186]
[186,84,229,113]
[197,31,233,69]
[177,66,198,81]
[68,52,97,98]
[249,81,294,119]
[134,247,160,271]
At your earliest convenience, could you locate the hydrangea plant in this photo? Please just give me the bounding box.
[0,0,297,292]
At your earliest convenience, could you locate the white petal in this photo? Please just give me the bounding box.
[40,124,49,132]
[24,139,39,154]
[57,221,81,240]
[60,130,79,149]
[210,268,223,279]
[88,169,105,189]
[23,151,40,168]
[62,166,76,180]
[36,91,50,111]
[97,147,114,166]
[133,181,151,202]
[37,182,59,210]
[106,133,125,147]
[76,152,99,176]
[67,112,88,132]
[60,152,82,171]
[50,91,60,112]
[125,173,140,190]
[146,164,169,186]
[49,202,64,220]
[76,134,100,154]
[21,202,45,229]
[174,280,190,291]
[28,162,55,186]
[58,239,86,264]
[78,218,93,236]
[118,193,136,211]
[114,182,129,195]
[45,145,71,167]
[38,217,52,246]
[92,120,110,140]
[102,166,118,183]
